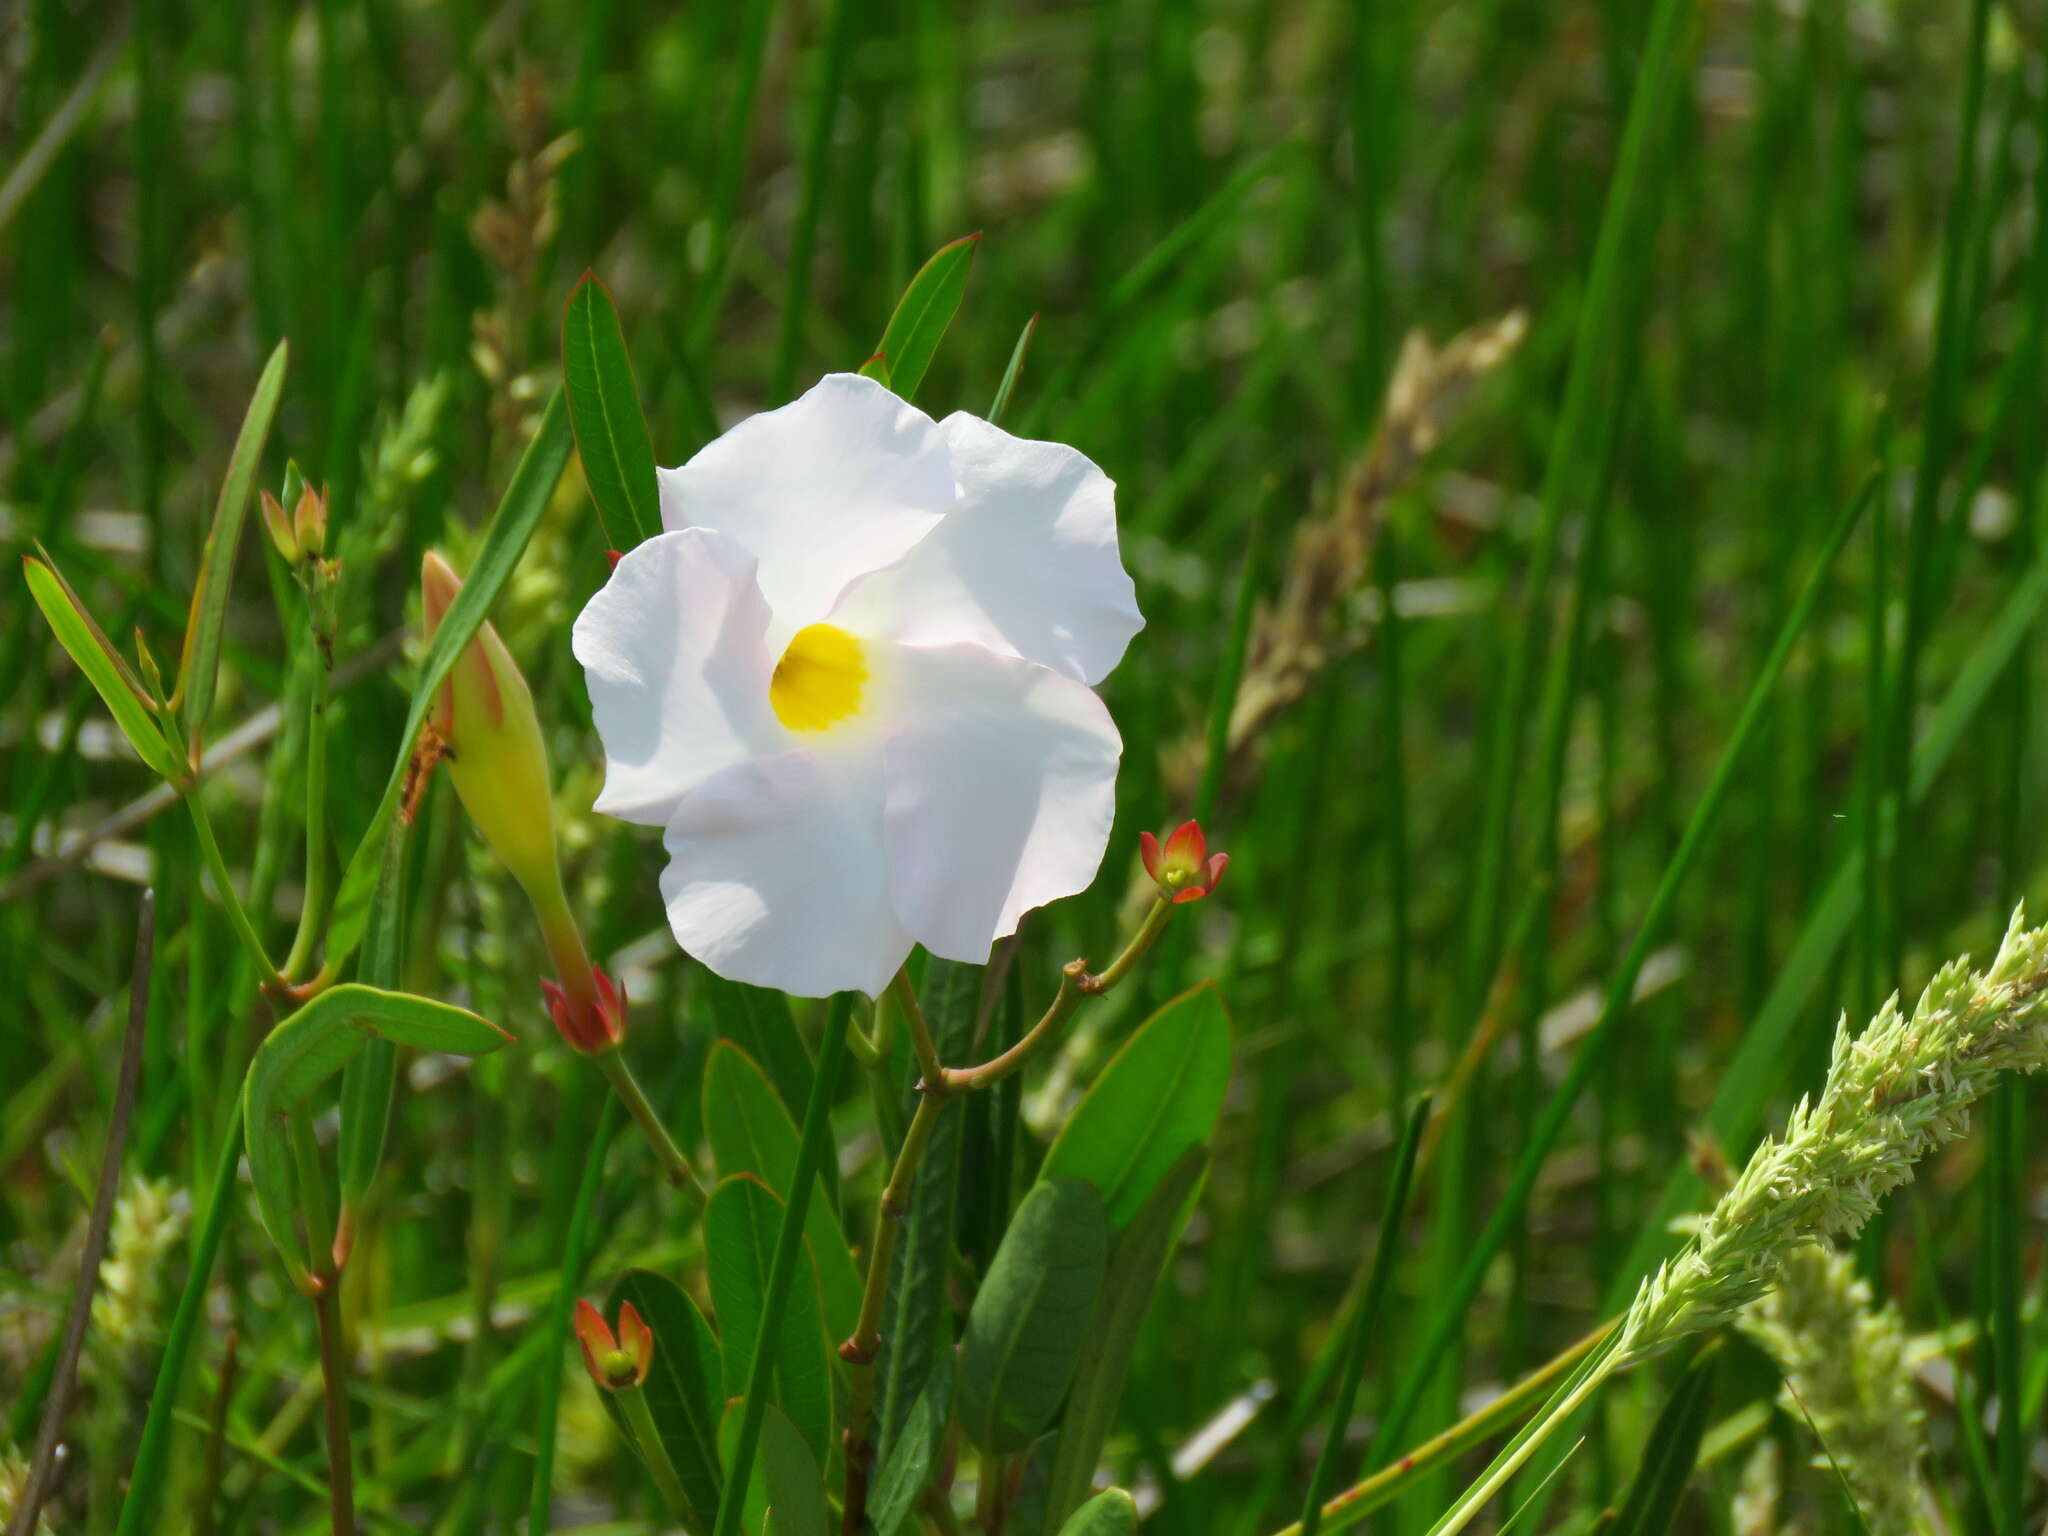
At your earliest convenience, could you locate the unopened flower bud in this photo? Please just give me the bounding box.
[423,550,623,1054]
[293,482,328,557]
[421,551,561,901]
[574,1298,653,1391]
[542,963,627,1056]
[260,490,301,564]
[1139,819,1229,903]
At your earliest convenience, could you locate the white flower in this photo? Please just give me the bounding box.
[571,373,1142,997]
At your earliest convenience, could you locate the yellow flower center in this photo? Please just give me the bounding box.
[770,623,867,733]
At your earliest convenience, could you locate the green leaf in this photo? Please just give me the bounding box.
[857,352,892,389]
[1041,1148,1208,1529]
[1038,981,1233,1227]
[180,337,287,745]
[1606,1345,1718,1536]
[865,232,980,401]
[562,272,662,551]
[868,1352,952,1536]
[716,1401,829,1536]
[704,974,817,1147]
[337,811,411,1211]
[243,982,510,1281]
[605,1269,724,1524]
[326,388,572,974]
[1053,1490,1137,1536]
[705,1174,835,1465]
[23,554,183,784]
[956,1177,1110,1454]
[874,958,981,1467]
[241,1091,313,1292]
[702,1043,864,1343]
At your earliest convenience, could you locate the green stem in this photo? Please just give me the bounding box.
[288,1111,354,1536]
[1080,897,1174,995]
[592,1048,706,1205]
[282,656,329,980]
[312,1281,357,1536]
[1268,1326,1612,1536]
[891,966,945,1088]
[186,791,288,993]
[618,1383,691,1521]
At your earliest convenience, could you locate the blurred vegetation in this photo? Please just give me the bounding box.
[5,0,2048,1530]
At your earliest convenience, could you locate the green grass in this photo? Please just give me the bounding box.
[5,1,2048,1532]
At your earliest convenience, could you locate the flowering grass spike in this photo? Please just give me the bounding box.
[572,372,1143,996]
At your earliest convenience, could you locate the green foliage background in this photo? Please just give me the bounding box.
[5,0,2048,1530]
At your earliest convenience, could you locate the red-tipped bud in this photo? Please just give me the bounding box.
[1140,820,1229,903]
[421,551,559,895]
[574,1298,653,1391]
[542,964,627,1055]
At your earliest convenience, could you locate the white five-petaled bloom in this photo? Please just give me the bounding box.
[571,373,1143,998]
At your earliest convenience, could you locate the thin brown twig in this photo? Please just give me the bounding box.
[7,889,156,1536]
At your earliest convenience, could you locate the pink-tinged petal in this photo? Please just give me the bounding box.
[616,1301,654,1385]
[657,747,914,998]
[572,1298,614,1384]
[658,373,954,650]
[879,642,1122,963]
[571,528,785,828]
[1140,830,1163,883]
[1164,819,1206,868]
[828,412,1142,685]
[1202,851,1230,892]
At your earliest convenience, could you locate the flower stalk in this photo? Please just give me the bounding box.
[420,550,706,1198]
[840,838,1222,1532]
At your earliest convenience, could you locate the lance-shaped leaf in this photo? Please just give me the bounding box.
[864,232,980,402]
[178,338,287,748]
[1041,1148,1208,1527]
[704,1174,835,1465]
[1038,981,1232,1227]
[326,389,571,973]
[716,1400,829,1536]
[24,553,184,785]
[868,1352,952,1536]
[1054,1490,1137,1536]
[701,1044,863,1343]
[562,273,662,551]
[956,1177,1110,1454]
[243,984,510,1286]
[603,1269,725,1525]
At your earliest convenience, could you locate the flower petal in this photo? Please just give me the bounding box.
[658,748,913,997]
[830,412,1142,685]
[879,642,1122,963]
[658,373,954,649]
[571,528,784,827]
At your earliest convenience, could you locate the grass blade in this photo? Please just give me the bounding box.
[178,338,288,751]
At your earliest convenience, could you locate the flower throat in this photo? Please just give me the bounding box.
[770,623,866,732]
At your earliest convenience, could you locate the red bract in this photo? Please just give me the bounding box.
[542,964,628,1055]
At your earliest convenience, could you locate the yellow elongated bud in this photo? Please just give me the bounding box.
[420,552,623,1053]
[420,551,560,894]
